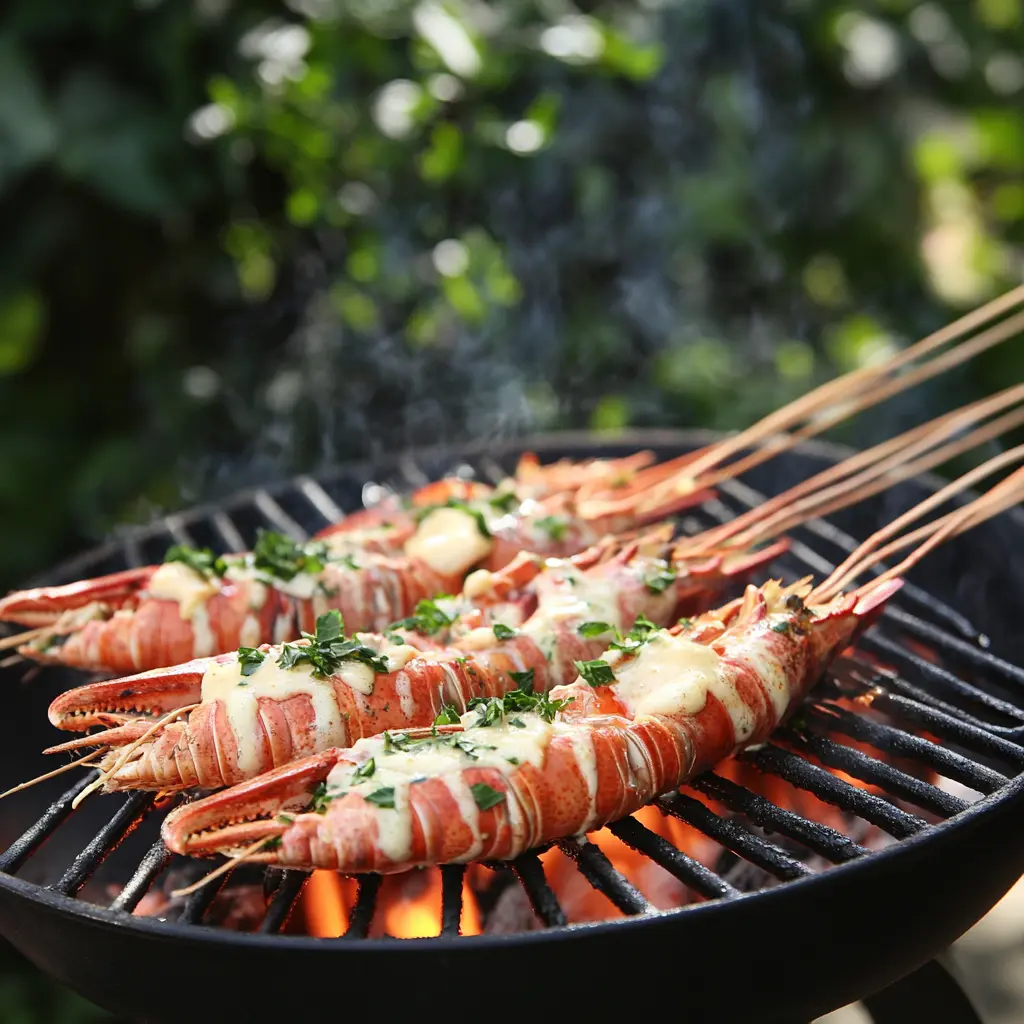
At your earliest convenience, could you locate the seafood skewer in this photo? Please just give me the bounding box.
[41,395,1021,795]
[161,454,1024,873]
[2,287,1021,676]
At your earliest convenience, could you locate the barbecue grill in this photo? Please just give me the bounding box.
[1,429,1023,1024]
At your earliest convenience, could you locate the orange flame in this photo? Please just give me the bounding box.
[303,870,355,937]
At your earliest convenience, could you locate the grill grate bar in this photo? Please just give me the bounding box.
[50,792,154,897]
[108,840,171,914]
[440,864,465,936]
[294,475,346,525]
[691,773,868,864]
[884,606,1024,686]
[861,633,1024,727]
[178,871,231,925]
[0,773,98,874]
[606,815,740,899]
[511,855,567,927]
[162,514,197,549]
[345,875,380,939]
[259,870,308,934]
[658,792,811,880]
[863,685,1024,768]
[805,702,1008,795]
[742,744,927,838]
[557,838,653,915]
[783,727,968,819]
[252,491,309,541]
[211,511,247,552]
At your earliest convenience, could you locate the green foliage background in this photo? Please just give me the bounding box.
[0,0,1023,1017]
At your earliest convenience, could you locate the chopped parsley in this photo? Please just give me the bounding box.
[434,703,461,726]
[380,727,494,761]
[164,544,227,579]
[277,610,390,678]
[488,490,519,513]
[771,620,790,635]
[470,783,506,811]
[608,613,659,653]
[508,668,535,694]
[364,787,396,809]
[252,530,328,582]
[390,596,457,636]
[467,689,571,725]
[311,781,331,813]
[644,565,677,594]
[353,758,376,779]
[574,658,616,687]
[492,622,518,641]
[237,646,266,676]
[264,836,283,851]
[578,621,615,638]
[535,515,569,542]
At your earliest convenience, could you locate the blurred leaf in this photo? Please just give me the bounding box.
[418,122,463,182]
[0,39,56,185]
[0,292,44,374]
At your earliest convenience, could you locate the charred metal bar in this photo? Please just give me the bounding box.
[50,792,153,898]
[511,854,567,928]
[658,792,811,880]
[691,773,867,864]
[162,515,197,549]
[557,837,653,915]
[884,606,1024,686]
[865,687,1024,768]
[178,871,231,925]
[440,864,465,936]
[861,633,1024,726]
[109,840,171,914]
[259,871,309,934]
[742,744,927,839]
[0,772,98,875]
[211,510,247,552]
[606,814,740,899]
[345,875,381,939]
[806,703,1008,794]
[252,490,308,541]
[784,727,969,819]
[294,475,346,524]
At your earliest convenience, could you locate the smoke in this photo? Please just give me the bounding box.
[171,0,966,510]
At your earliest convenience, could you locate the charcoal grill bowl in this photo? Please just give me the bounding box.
[0,429,1022,1024]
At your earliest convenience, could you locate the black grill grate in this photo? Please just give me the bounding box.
[2,440,1024,943]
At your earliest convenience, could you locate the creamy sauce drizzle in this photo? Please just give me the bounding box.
[323,711,558,864]
[146,563,219,619]
[404,507,493,576]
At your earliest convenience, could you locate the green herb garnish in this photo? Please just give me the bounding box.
[311,781,332,813]
[237,646,266,676]
[508,668,535,694]
[488,490,519,513]
[277,610,389,678]
[434,703,461,726]
[574,658,616,687]
[535,515,569,542]
[470,783,506,811]
[771,621,790,635]
[644,565,677,594]
[493,622,518,640]
[390,596,457,636]
[251,529,329,582]
[365,786,396,809]
[354,758,376,779]
[467,689,572,725]
[164,544,227,578]
[578,621,615,638]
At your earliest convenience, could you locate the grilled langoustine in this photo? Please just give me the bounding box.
[162,453,1024,872]
[160,576,897,869]
[45,529,784,792]
[0,451,704,674]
